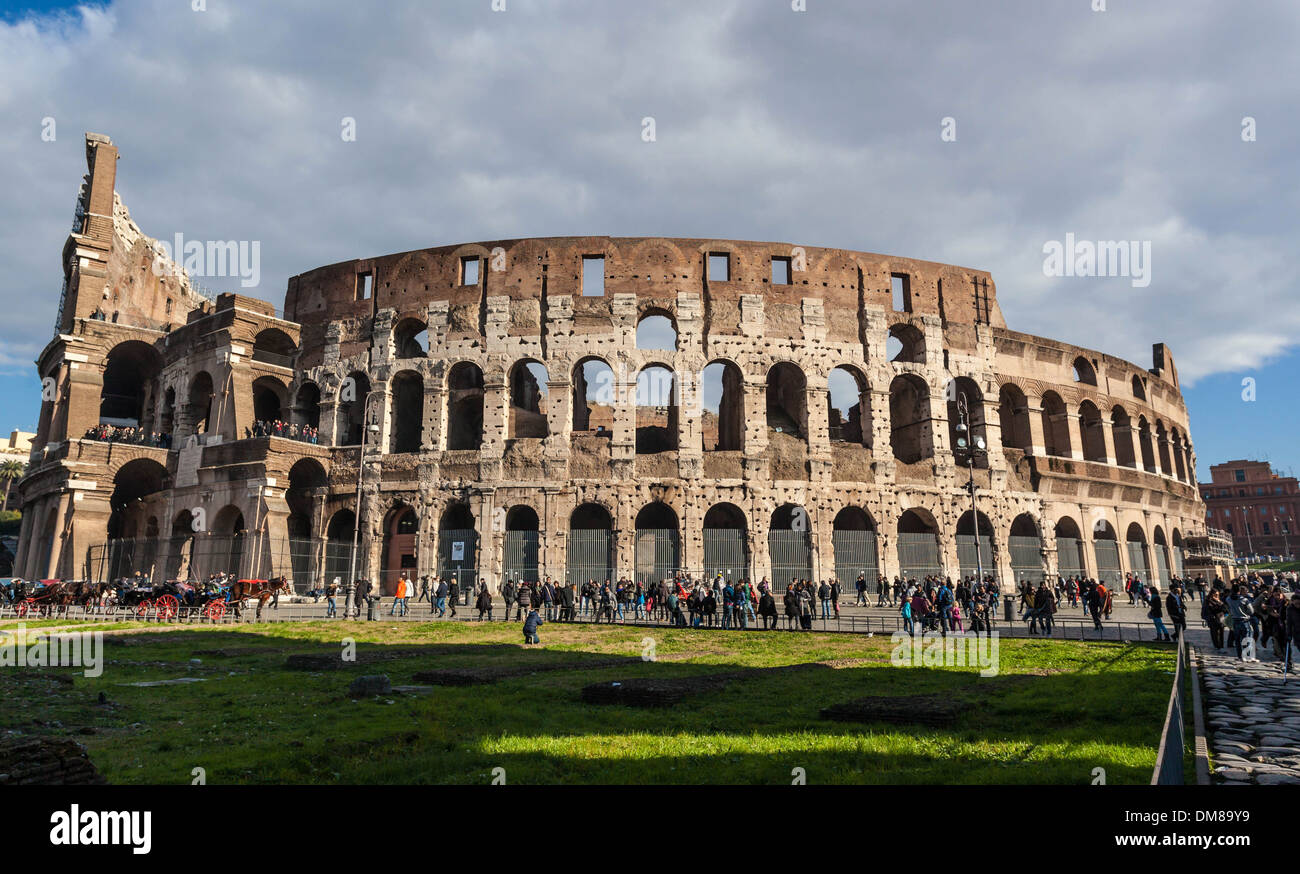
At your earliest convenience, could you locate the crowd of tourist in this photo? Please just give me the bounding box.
[83,424,173,447]
[247,419,319,442]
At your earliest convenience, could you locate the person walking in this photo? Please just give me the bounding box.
[325,578,338,618]
[434,578,448,618]
[476,585,493,621]
[1147,584,1171,642]
[1202,588,1226,650]
[1166,584,1187,641]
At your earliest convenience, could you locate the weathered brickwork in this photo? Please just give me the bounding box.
[16,134,1206,591]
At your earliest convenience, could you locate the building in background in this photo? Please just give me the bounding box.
[0,429,32,512]
[1199,460,1298,558]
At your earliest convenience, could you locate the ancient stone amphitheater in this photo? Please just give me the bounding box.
[15,134,1207,593]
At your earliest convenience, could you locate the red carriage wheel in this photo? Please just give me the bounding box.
[156,595,179,619]
[206,600,227,622]
[15,601,28,618]
[136,599,153,617]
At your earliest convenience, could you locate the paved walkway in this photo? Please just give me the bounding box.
[1197,637,1300,785]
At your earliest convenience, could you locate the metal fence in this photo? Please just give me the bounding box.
[831,530,878,585]
[1094,539,1122,587]
[502,530,540,582]
[897,532,942,580]
[703,528,749,581]
[1151,639,1188,785]
[956,534,996,581]
[1127,541,1152,583]
[1057,536,1087,579]
[437,527,478,589]
[768,529,813,589]
[566,529,613,584]
[635,528,679,584]
[1007,535,1045,584]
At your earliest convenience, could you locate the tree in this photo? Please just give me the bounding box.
[0,459,25,511]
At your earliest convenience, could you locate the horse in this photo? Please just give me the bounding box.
[228,576,291,620]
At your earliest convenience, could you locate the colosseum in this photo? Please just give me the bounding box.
[14,134,1208,594]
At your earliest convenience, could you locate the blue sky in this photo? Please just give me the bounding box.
[0,0,1296,484]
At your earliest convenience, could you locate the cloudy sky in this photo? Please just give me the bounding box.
[0,0,1296,479]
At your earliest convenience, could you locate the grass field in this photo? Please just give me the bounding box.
[0,621,1177,785]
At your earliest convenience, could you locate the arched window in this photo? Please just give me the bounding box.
[889,374,931,464]
[634,503,680,584]
[997,384,1031,452]
[447,363,485,450]
[636,312,677,351]
[1039,391,1071,458]
[701,360,744,450]
[886,324,925,363]
[252,376,288,425]
[293,382,321,430]
[1110,406,1136,468]
[392,317,429,359]
[572,358,615,434]
[252,329,296,366]
[188,371,214,435]
[337,371,371,446]
[832,507,878,583]
[635,365,677,453]
[389,370,424,453]
[568,503,613,584]
[1072,356,1097,386]
[766,362,808,441]
[509,360,550,438]
[1131,374,1146,401]
[101,341,162,428]
[1078,400,1107,463]
[828,366,870,447]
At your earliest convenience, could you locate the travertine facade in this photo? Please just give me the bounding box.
[16,134,1207,592]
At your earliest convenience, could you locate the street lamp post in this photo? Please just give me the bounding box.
[1239,505,1255,560]
[953,392,989,587]
[347,410,380,617]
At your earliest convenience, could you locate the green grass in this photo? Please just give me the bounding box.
[0,621,1176,785]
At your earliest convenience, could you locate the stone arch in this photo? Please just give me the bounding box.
[509,359,549,439]
[702,502,749,582]
[831,506,879,584]
[997,383,1032,452]
[635,365,677,453]
[447,362,485,450]
[1110,405,1136,468]
[389,369,424,453]
[766,361,808,442]
[1054,515,1087,578]
[1137,416,1157,472]
[100,340,162,428]
[886,323,925,363]
[1078,400,1107,463]
[1039,390,1071,458]
[572,357,615,433]
[828,364,870,447]
[702,359,745,450]
[889,373,932,464]
[392,316,429,359]
[568,502,614,584]
[252,328,296,366]
[1072,356,1097,386]
[336,370,372,446]
[636,310,677,351]
[292,381,321,430]
[634,501,680,583]
[896,507,942,580]
[252,375,289,424]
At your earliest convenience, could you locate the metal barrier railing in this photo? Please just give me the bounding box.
[1151,638,1187,785]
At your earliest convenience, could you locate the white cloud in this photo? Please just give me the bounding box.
[0,0,1296,385]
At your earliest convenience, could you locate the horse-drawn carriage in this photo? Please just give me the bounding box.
[0,575,291,621]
